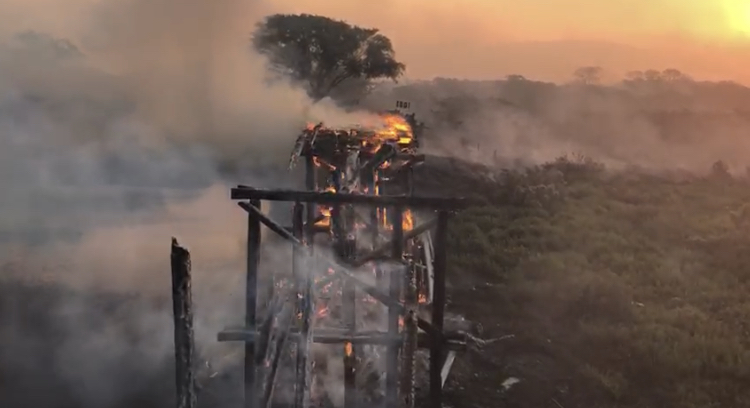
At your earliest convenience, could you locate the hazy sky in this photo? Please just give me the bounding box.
[264,0,750,82]
[2,0,750,83]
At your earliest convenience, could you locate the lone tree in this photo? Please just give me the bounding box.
[572,66,603,85]
[252,13,406,101]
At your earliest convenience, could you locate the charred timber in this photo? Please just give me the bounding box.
[217,328,469,350]
[170,238,197,408]
[296,154,316,408]
[401,219,418,408]
[386,208,404,408]
[351,218,437,267]
[261,302,294,408]
[231,187,469,209]
[255,296,284,366]
[244,200,261,408]
[236,201,438,333]
[360,143,396,174]
[292,202,310,408]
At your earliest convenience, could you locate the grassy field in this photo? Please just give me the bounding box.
[432,157,750,408]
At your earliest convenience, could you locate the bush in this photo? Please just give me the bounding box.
[446,157,750,408]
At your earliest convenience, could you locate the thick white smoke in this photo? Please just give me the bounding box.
[0,0,380,407]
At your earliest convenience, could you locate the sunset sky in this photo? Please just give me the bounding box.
[2,0,750,83]
[266,0,750,82]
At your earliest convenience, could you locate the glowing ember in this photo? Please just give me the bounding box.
[313,156,335,170]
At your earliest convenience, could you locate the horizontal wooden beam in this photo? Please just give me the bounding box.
[218,328,468,351]
[231,187,469,209]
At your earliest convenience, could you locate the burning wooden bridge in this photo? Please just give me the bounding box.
[171,111,470,408]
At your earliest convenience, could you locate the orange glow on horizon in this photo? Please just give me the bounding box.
[3,0,750,82]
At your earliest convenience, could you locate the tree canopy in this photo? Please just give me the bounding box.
[572,66,603,85]
[251,13,406,101]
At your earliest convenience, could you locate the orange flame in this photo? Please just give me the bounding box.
[403,209,414,231]
[376,114,413,144]
[314,187,337,227]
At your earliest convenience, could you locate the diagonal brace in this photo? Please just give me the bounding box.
[236,201,438,336]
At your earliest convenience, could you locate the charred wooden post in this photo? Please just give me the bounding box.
[386,208,404,408]
[372,169,385,290]
[256,297,283,367]
[400,210,418,408]
[329,158,358,408]
[292,201,308,408]
[261,303,293,408]
[406,166,414,196]
[245,200,261,408]
[170,238,197,408]
[342,269,357,408]
[430,211,450,408]
[294,153,316,408]
[304,148,318,229]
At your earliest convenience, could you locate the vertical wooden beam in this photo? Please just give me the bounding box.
[245,200,261,408]
[373,169,385,289]
[386,207,404,408]
[294,154,316,408]
[406,167,415,196]
[329,157,358,408]
[170,238,197,408]
[343,255,357,408]
[430,211,449,408]
[304,150,317,216]
[401,212,417,408]
[292,201,306,408]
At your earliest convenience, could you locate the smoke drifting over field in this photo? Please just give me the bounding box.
[370,77,750,174]
[0,0,373,406]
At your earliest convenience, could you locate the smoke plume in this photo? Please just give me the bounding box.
[0,0,370,407]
